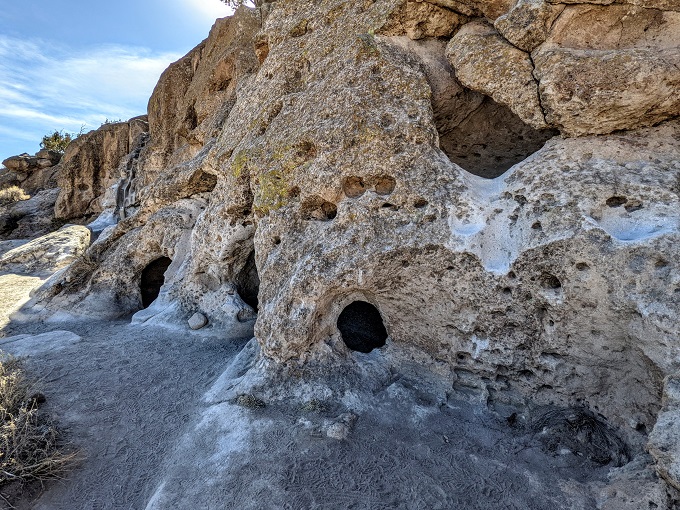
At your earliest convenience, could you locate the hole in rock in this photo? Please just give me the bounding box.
[342,176,366,198]
[374,175,396,195]
[140,257,172,308]
[541,273,562,290]
[437,97,557,179]
[337,301,388,354]
[234,250,260,310]
[301,197,337,221]
[413,198,428,208]
[606,196,627,208]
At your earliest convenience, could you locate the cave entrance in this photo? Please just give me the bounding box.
[140,257,172,308]
[234,250,260,310]
[437,97,557,179]
[337,301,388,353]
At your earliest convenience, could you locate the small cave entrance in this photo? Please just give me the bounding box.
[140,257,172,308]
[437,96,558,179]
[234,250,260,310]
[337,301,388,353]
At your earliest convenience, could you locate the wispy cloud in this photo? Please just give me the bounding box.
[0,35,181,157]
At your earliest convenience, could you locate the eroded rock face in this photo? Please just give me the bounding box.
[1,149,61,192]
[40,0,680,494]
[54,117,148,220]
[446,20,548,130]
[442,3,680,137]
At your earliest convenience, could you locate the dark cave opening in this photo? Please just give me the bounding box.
[140,257,172,308]
[337,301,388,353]
[235,250,260,310]
[437,97,558,179]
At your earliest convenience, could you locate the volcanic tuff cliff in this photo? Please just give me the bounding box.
[20,0,680,499]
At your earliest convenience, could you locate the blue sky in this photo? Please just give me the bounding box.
[0,0,233,160]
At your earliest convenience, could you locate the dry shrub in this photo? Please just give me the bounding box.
[531,406,630,467]
[0,354,77,499]
[0,187,29,207]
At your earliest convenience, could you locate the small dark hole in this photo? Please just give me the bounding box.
[507,271,516,279]
[542,274,562,290]
[575,262,589,271]
[273,236,281,245]
[531,221,542,230]
[414,198,428,208]
[606,196,627,208]
[337,301,388,353]
[502,287,512,295]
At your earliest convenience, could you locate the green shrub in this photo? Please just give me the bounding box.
[0,186,29,207]
[40,130,73,154]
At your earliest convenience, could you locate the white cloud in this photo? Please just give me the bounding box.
[183,0,233,19]
[0,34,182,157]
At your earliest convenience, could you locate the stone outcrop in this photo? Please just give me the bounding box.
[441,2,680,137]
[1,149,61,196]
[0,189,61,240]
[446,20,548,129]
[33,0,680,498]
[0,225,89,275]
[0,147,63,241]
[54,116,149,220]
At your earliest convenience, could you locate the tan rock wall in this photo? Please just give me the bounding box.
[41,0,680,470]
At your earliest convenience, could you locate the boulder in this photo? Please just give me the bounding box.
[446,21,548,129]
[533,47,680,136]
[188,312,208,330]
[494,0,565,52]
[0,225,90,275]
[531,4,680,136]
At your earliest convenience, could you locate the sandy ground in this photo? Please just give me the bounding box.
[0,273,667,509]
[0,272,44,333]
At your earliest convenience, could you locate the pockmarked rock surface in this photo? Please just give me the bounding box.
[54,117,149,220]
[12,0,680,506]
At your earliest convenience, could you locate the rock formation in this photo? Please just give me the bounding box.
[12,0,679,502]
[0,149,62,240]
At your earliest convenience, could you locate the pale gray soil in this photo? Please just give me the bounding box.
[0,286,658,509]
[1,318,246,509]
[0,319,617,509]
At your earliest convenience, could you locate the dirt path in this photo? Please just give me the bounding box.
[0,319,247,509]
[0,292,663,509]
